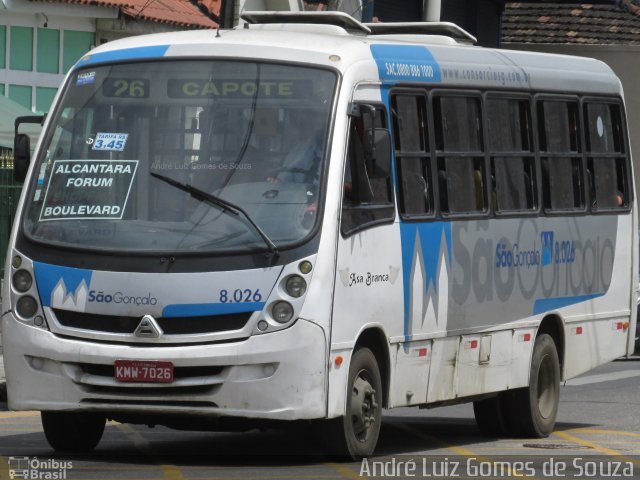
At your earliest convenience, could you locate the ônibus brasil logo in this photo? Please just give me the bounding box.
[7,456,72,479]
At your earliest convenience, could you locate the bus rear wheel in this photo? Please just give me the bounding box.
[506,333,560,437]
[41,411,106,452]
[320,347,382,460]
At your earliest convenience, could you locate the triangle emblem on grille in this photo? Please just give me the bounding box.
[135,314,163,338]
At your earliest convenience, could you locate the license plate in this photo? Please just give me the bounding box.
[114,360,174,383]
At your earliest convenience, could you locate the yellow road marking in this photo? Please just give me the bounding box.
[116,423,185,480]
[166,477,337,480]
[554,430,640,466]
[390,422,477,456]
[63,476,339,480]
[0,456,8,480]
[325,462,364,480]
[569,428,640,439]
[389,422,530,478]
[323,421,486,479]
[0,411,38,419]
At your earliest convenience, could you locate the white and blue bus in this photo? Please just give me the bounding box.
[3,12,637,459]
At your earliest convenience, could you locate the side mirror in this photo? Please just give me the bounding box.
[13,114,45,183]
[13,133,30,182]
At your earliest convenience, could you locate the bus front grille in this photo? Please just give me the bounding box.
[52,309,252,336]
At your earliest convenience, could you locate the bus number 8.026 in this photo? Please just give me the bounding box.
[219,289,262,303]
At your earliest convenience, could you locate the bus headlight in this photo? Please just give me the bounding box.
[272,301,294,324]
[285,275,307,298]
[16,295,39,319]
[12,269,33,292]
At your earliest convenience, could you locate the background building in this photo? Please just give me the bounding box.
[501,0,640,198]
[1,0,219,113]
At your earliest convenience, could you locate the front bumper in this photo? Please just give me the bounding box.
[2,314,327,420]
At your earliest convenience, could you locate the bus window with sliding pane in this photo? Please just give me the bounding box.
[584,101,629,211]
[391,92,433,218]
[538,98,584,212]
[434,94,486,215]
[486,96,536,213]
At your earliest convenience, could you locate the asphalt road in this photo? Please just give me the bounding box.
[0,359,639,480]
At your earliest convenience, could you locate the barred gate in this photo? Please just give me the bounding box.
[0,150,22,279]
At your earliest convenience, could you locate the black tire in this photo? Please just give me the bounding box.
[320,347,382,460]
[473,394,509,437]
[505,334,560,437]
[41,411,106,452]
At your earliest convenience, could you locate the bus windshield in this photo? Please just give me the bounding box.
[22,60,336,253]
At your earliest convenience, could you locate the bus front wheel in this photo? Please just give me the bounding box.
[321,347,382,460]
[41,411,106,452]
[507,333,560,437]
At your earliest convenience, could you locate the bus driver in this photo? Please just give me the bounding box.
[269,109,323,184]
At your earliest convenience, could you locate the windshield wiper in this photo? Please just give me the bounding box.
[150,172,279,261]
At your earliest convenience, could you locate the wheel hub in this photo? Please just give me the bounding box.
[537,354,556,419]
[351,375,378,442]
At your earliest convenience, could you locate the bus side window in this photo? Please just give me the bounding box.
[584,102,628,210]
[538,99,585,212]
[437,157,485,213]
[486,96,537,213]
[434,94,487,215]
[341,105,395,236]
[391,92,433,218]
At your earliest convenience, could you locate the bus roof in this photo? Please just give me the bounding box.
[76,12,622,96]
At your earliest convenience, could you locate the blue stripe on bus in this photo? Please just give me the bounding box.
[532,293,604,315]
[75,45,171,69]
[400,222,451,343]
[370,44,442,83]
[33,261,93,307]
[162,302,265,318]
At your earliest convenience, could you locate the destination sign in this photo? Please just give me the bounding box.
[103,78,150,98]
[40,160,139,222]
[167,79,311,98]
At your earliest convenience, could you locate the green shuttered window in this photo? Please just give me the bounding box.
[37,29,60,74]
[0,25,6,69]
[9,85,32,109]
[10,26,33,71]
[63,30,94,72]
[36,87,57,113]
